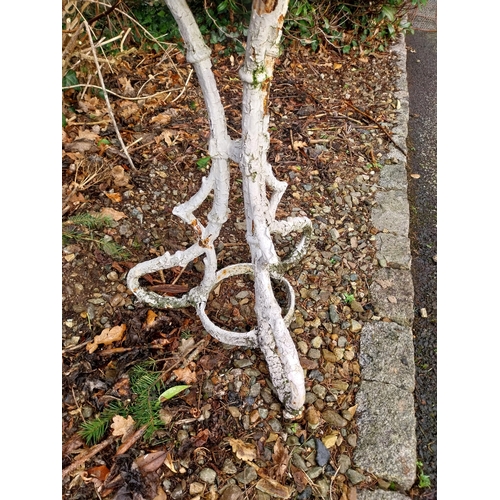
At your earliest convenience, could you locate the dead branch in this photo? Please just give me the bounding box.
[62,436,115,479]
[83,20,137,170]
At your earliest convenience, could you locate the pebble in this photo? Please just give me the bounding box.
[307,466,324,479]
[189,482,205,495]
[311,335,323,348]
[312,384,327,399]
[297,486,313,500]
[307,348,321,359]
[350,320,362,333]
[346,469,366,485]
[321,409,348,427]
[220,484,244,500]
[199,467,217,484]
[222,459,238,475]
[338,454,351,473]
[329,305,340,323]
[315,438,330,466]
[235,466,257,485]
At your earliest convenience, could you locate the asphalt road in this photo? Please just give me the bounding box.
[405,15,437,500]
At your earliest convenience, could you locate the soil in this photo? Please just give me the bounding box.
[62,40,410,500]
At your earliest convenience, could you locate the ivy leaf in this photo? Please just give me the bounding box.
[196,156,211,169]
[158,385,190,402]
[63,69,79,89]
[381,5,396,22]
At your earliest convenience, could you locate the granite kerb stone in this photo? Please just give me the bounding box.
[353,33,416,499]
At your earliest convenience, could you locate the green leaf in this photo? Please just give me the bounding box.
[381,5,396,22]
[62,69,79,89]
[158,385,190,402]
[98,138,110,147]
[62,113,67,127]
[196,156,211,169]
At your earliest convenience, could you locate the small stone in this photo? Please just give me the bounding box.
[321,409,348,427]
[350,300,364,313]
[337,336,347,348]
[227,406,241,418]
[235,466,257,485]
[312,384,327,399]
[307,466,324,479]
[268,418,282,432]
[322,433,340,449]
[305,406,321,427]
[106,271,119,281]
[321,349,338,363]
[308,348,321,359]
[292,452,308,471]
[297,340,309,354]
[171,485,184,499]
[297,486,313,500]
[199,468,217,484]
[220,484,244,500]
[334,347,345,360]
[420,308,428,318]
[311,336,323,348]
[315,438,330,466]
[222,459,238,475]
[234,359,253,368]
[347,434,357,447]
[346,469,366,485]
[190,482,205,495]
[338,454,351,473]
[329,305,340,323]
[350,320,362,333]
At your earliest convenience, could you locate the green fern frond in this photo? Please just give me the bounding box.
[68,212,114,230]
[78,401,126,446]
[99,239,131,259]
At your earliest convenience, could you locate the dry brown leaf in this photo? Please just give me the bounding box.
[153,484,168,500]
[118,77,135,97]
[111,165,131,187]
[77,129,100,141]
[291,465,309,493]
[273,438,289,482]
[387,295,398,304]
[163,451,177,473]
[105,192,122,203]
[334,63,343,70]
[87,465,110,481]
[101,207,127,221]
[145,310,158,328]
[173,366,197,384]
[136,450,168,474]
[86,324,126,353]
[150,114,172,125]
[228,438,257,462]
[292,140,307,151]
[255,478,291,499]
[192,429,210,448]
[111,415,135,440]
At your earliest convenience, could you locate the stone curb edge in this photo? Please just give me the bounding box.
[351,34,417,499]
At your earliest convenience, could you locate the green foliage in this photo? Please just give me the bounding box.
[62,212,131,260]
[79,401,126,446]
[79,360,190,446]
[342,293,355,304]
[416,460,431,488]
[196,156,211,171]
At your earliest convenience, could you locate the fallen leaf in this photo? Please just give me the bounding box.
[111,415,135,440]
[255,478,291,499]
[135,450,168,473]
[101,207,127,221]
[163,451,177,473]
[228,438,257,462]
[118,77,135,97]
[292,140,307,151]
[387,295,398,304]
[105,192,122,203]
[111,165,131,187]
[153,484,168,500]
[77,129,100,141]
[334,63,343,70]
[192,429,210,448]
[145,309,158,328]
[86,324,126,353]
[173,367,197,384]
[291,465,309,493]
[87,465,110,481]
[158,385,190,402]
[150,114,172,125]
[273,438,289,482]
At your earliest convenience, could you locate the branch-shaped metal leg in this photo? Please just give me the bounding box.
[128,0,312,417]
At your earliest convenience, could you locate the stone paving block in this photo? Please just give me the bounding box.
[371,190,409,236]
[354,380,416,491]
[370,268,414,326]
[375,233,412,269]
[359,322,415,392]
[378,162,408,190]
[357,490,411,500]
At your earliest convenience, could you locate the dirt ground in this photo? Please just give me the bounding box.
[62,39,406,499]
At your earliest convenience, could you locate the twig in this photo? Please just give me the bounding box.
[343,100,407,156]
[62,83,176,102]
[83,20,137,170]
[172,69,194,103]
[62,436,115,479]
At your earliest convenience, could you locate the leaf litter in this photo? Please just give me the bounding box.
[63,27,405,500]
